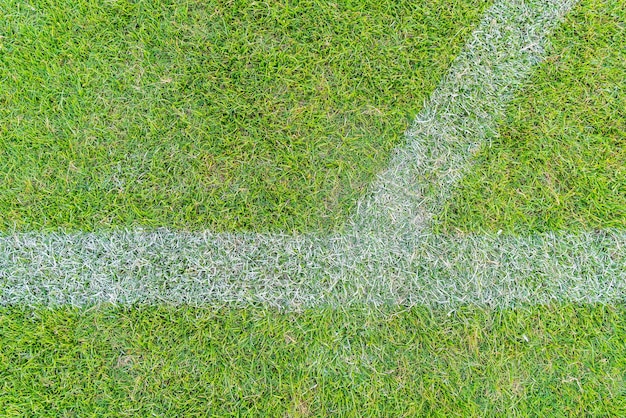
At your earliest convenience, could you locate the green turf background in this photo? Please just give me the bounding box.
[0,0,488,233]
[1,304,625,416]
[2,1,626,415]
[437,0,625,234]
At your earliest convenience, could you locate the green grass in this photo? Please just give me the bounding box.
[2,0,625,416]
[436,0,625,234]
[1,304,625,416]
[0,0,488,233]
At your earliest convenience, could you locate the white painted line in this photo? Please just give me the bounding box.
[2,0,622,308]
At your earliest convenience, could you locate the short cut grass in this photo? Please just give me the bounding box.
[1,304,625,416]
[436,0,625,234]
[0,0,489,233]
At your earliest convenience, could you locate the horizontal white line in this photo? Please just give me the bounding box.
[1,229,623,307]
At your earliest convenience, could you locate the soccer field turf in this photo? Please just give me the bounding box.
[1,0,625,415]
[0,0,488,232]
[438,0,625,234]
[2,304,625,416]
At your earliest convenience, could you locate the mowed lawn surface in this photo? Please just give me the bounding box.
[0,0,488,233]
[2,0,626,416]
[2,304,625,416]
[437,0,625,234]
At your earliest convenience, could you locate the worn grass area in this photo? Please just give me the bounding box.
[1,304,625,416]
[0,0,488,233]
[436,0,625,234]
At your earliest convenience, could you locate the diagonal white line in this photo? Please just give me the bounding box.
[2,0,623,308]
